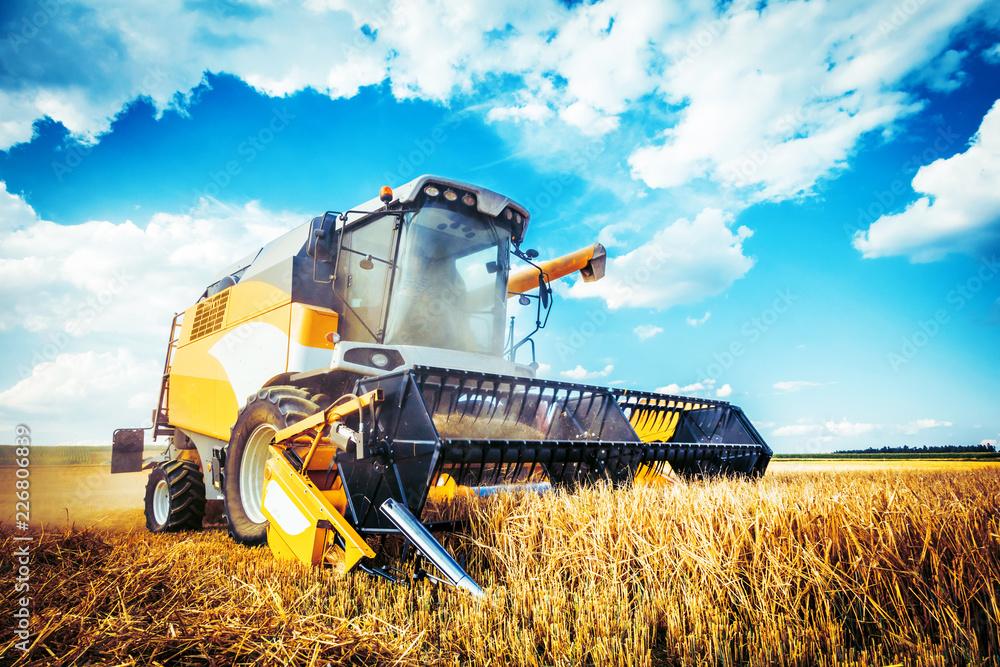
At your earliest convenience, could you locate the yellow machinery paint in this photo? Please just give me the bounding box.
[262,446,374,569]
[262,389,383,568]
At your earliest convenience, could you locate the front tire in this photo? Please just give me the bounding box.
[224,386,319,545]
[144,460,206,532]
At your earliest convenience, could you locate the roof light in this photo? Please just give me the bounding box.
[505,209,513,220]
[424,185,440,197]
[462,193,475,207]
[379,186,393,203]
[443,189,458,202]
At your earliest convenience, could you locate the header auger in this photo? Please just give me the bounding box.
[114,175,771,596]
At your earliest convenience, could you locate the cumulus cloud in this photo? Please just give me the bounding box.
[0,184,302,337]
[0,349,160,445]
[853,99,1000,261]
[920,49,968,93]
[983,43,1000,64]
[0,184,307,444]
[686,311,711,327]
[655,377,731,398]
[0,0,983,216]
[772,417,952,439]
[562,208,754,309]
[561,364,614,380]
[628,0,978,200]
[773,418,879,439]
[900,419,953,435]
[633,324,663,340]
[487,103,554,125]
[0,349,157,414]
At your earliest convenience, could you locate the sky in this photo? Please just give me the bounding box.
[0,0,998,454]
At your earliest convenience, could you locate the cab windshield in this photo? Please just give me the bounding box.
[384,201,511,355]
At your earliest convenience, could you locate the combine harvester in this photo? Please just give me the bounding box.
[113,176,771,596]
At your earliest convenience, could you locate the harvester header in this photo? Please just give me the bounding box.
[113,174,771,596]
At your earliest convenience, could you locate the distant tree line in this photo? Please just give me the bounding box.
[835,444,997,454]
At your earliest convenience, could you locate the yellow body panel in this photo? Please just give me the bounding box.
[225,280,293,328]
[290,303,339,349]
[262,446,374,569]
[168,332,231,439]
[168,281,296,440]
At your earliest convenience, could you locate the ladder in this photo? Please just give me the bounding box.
[152,313,182,439]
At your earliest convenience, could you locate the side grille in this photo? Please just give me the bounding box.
[189,290,230,341]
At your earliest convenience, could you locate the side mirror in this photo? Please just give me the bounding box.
[538,274,550,309]
[307,212,339,261]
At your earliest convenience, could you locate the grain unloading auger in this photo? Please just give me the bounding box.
[112,175,771,596]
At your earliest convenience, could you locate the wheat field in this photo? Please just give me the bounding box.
[2,461,999,666]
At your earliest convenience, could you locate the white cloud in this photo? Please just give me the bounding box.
[655,378,718,397]
[983,43,1000,64]
[0,181,39,233]
[715,383,732,398]
[900,419,953,435]
[853,99,1000,261]
[562,208,754,309]
[920,49,968,93]
[686,311,711,327]
[559,101,620,136]
[773,418,879,438]
[633,324,663,340]
[0,0,980,219]
[487,103,554,124]
[561,363,614,380]
[0,350,157,414]
[772,417,952,440]
[0,349,160,446]
[0,185,302,338]
[0,185,306,444]
[597,221,639,249]
[628,0,978,200]
[773,380,831,393]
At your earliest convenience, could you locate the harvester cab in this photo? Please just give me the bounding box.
[113,174,771,597]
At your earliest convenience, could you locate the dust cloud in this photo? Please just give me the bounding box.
[1,465,149,531]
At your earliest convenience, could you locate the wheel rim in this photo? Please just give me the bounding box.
[153,479,170,525]
[241,423,275,524]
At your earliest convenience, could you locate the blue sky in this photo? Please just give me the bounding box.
[1,0,998,452]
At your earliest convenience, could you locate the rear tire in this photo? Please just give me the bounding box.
[224,386,319,546]
[144,460,206,532]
